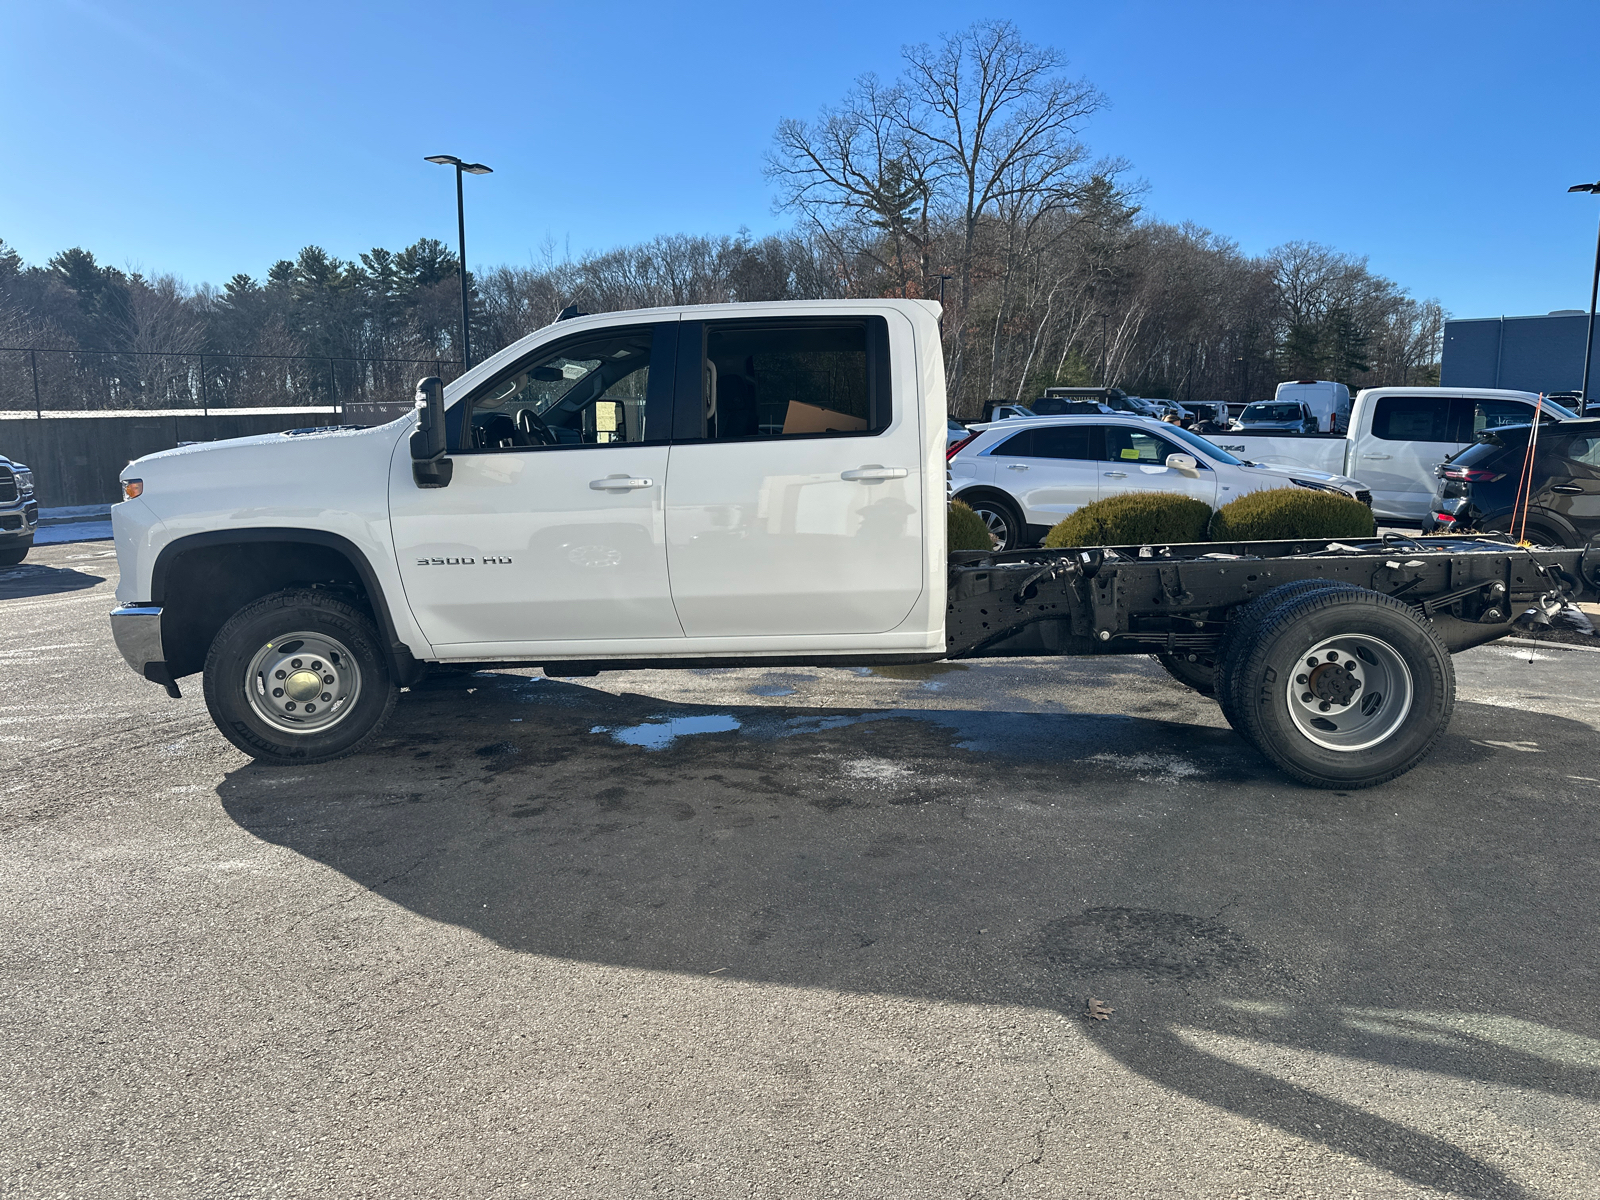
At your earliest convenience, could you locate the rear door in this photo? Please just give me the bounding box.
[1357,395,1544,520]
[662,313,924,638]
[984,424,1102,525]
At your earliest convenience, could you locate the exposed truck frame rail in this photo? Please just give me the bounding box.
[945,534,1597,660]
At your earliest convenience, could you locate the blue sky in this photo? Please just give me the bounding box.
[3,0,1597,319]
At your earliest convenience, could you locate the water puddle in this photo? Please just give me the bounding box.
[594,714,742,750]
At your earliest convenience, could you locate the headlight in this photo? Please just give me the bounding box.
[1290,478,1344,496]
[16,469,32,494]
[121,478,144,501]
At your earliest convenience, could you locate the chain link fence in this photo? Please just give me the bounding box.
[0,347,464,415]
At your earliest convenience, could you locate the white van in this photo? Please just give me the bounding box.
[1274,380,1351,433]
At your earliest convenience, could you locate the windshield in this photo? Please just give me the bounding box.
[1164,424,1244,465]
[1244,404,1302,421]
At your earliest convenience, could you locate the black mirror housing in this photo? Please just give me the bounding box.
[411,376,454,488]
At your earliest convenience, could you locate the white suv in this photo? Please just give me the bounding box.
[948,415,1371,549]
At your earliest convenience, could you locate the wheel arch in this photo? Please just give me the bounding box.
[151,529,420,684]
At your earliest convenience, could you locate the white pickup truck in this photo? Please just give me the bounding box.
[1203,387,1575,524]
[108,299,1598,789]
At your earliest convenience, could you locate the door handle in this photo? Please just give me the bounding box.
[589,476,655,491]
[1362,453,1392,460]
[1006,463,1030,471]
[1550,484,1583,494]
[840,466,908,481]
[1103,471,1127,479]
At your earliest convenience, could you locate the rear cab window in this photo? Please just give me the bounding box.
[671,317,892,441]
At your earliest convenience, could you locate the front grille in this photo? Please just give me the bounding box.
[0,514,20,531]
[0,467,14,504]
[1355,490,1372,506]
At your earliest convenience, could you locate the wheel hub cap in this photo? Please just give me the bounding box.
[245,633,362,735]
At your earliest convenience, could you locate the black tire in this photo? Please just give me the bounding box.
[203,588,398,765]
[1215,580,1364,741]
[1233,587,1454,789]
[1152,651,1217,695]
[961,494,1025,551]
[0,543,29,567]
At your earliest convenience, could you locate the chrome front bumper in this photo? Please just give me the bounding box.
[110,605,175,693]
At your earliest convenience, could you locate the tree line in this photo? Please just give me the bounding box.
[0,20,1442,415]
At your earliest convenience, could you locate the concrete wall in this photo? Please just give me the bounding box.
[0,410,365,508]
[1441,313,1599,393]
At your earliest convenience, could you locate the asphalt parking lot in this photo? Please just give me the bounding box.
[3,539,1599,1199]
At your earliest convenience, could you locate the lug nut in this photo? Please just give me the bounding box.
[1325,652,1338,662]
[291,658,303,668]
[1302,692,1313,702]
[285,701,296,711]
[323,674,334,685]
[304,704,315,713]
[1296,674,1308,684]
[1319,701,1331,712]
[311,661,322,671]
[321,692,332,702]
[1306,657,1318,668]
[272,688,283,698]
[275,669,286,680]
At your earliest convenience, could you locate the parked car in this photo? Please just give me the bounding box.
[1425,416,1600,546]
[947,417,968,448]
[1274,380,1351,432]
[985,404,1036,421]
[1029,397,1115,415]
[1234,401,1319,433]
[1200,387,1576,524]
[0,453,37,566]
[947,414,1370,550]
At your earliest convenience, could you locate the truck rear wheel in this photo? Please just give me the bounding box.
[1232,587,1454,788]
[203,588,398,765]
[1215,580,1363,741]
[1152,651,1217,695]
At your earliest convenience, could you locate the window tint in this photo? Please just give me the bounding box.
[685,319,890,440]
[994,425,1097,460]
[1371,396,1453,442]
[460,324,671,451]
[1546,434,1600,471]
[1103,425,1181,464]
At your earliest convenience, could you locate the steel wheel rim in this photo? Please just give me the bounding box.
[976,506,1009,549]
[245,630,362,735]
[1284,633,1413,752]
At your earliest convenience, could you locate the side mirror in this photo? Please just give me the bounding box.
[410,376,453,488]
[1165,453,1199,471]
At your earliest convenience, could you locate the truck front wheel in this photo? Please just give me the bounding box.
[1233,587,1454,788]
[203,589,398,765]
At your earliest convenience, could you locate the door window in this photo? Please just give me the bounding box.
[1102,425,1183,464]
[458,323,674,451]
[1469,398,1536,436]
[675,318,891,441]
[991,425,1097,459]
[1371,396,1453,441]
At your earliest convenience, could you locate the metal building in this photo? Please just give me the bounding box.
[1441,311,1598,393]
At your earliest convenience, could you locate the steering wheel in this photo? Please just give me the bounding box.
[516,407,556,446]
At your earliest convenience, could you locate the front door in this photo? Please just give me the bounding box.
[389,320,684,652]
[983,423,1103,526]
[663,314,925,638]
[1096,424,1219,508]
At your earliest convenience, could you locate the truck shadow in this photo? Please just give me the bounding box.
[0,560,105,599]
[219,675,1598,1199]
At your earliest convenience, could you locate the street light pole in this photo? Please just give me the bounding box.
[426,154,493,370]
[1570,181,1600,406]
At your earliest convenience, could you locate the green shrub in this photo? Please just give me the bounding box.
[1209,487,1376,541]
[1043,492,1213,548]
[948,500,995,551]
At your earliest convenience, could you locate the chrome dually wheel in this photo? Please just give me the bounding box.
[1285,634,1413,752]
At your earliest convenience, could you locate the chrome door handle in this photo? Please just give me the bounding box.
[589,476,654,491]
[1006,463,1030,471]
[1362,453,1392,460]
[840,466,908,481]
[1103,471,1127,478]
[1551,484,1583,494]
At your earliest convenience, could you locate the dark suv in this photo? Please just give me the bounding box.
[1425,417,1600,546]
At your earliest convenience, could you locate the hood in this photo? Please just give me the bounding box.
[1242,460,1364,492]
